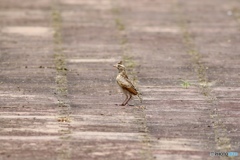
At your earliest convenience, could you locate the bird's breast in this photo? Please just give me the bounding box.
[116,75,123,83]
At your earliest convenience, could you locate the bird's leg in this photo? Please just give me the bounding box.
[120,95,129,106]
[123,95,132,106]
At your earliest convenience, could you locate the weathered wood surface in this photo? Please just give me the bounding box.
[0,0,239,159]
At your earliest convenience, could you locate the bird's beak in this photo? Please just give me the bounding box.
[113,64,117,68]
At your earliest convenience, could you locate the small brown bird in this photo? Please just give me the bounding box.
[113,61,142,106]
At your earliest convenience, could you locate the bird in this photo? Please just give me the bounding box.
[113,61,142,106]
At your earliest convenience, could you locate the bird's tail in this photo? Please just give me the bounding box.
[137,93,142,103]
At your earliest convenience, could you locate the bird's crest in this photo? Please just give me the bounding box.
[115,61,125,69]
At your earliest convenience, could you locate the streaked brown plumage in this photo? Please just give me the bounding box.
[113,61,142,106]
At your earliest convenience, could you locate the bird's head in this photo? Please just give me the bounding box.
[113,61,126,72]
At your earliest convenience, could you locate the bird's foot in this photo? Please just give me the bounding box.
[115,103,135,107]
[115,104,126,106]
[123,104,134,106]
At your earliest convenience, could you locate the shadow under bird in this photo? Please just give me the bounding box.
[113,61,142,106]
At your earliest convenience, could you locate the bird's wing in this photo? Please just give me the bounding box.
[117,76,138,95]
